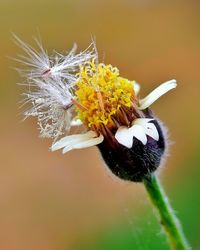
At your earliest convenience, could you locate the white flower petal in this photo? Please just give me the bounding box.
[51,131,97,151]
[70,119,83,126]
[133,118,154,126]
[139,79,177,110]
[134,118,159,141]
[62,134,104,153]
[134,82,141,95]
[129,125,147,145]
[51,131,104,153]
[115,124,147,148]
[115,126,133,148]
[142,122,159,141]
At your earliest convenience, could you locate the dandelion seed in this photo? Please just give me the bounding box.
[15,35,96,140]
[14,34,96,82]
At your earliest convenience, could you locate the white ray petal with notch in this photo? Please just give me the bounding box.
[139,80,177,110]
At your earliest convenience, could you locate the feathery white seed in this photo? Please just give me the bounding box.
[15,34,97,140]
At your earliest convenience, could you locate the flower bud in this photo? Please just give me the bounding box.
[97,110,165,182]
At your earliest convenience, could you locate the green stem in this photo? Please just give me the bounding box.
[143,174,191,250]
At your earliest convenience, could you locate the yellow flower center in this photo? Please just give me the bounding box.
[75,60,136,129]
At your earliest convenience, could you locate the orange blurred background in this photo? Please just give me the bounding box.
[0,0,200,249]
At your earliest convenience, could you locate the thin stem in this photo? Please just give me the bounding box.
[143,174,191,250]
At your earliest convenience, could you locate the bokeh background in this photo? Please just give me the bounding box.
[0,0,200,249]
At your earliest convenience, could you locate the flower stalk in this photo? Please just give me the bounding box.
[143,174,191,250]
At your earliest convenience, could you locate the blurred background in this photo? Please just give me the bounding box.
[0,0,200,249]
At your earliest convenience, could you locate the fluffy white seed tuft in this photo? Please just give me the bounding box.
[15,34,96,140]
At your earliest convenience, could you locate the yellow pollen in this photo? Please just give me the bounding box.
[75,60,136,128]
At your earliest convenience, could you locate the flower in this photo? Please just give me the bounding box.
[51,60,176,181]
[51,62,176,152]
[16,37,177,182]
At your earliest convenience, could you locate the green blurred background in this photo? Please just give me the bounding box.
[0,0,200,249]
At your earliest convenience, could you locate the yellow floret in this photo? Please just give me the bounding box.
[75,60,135,128]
